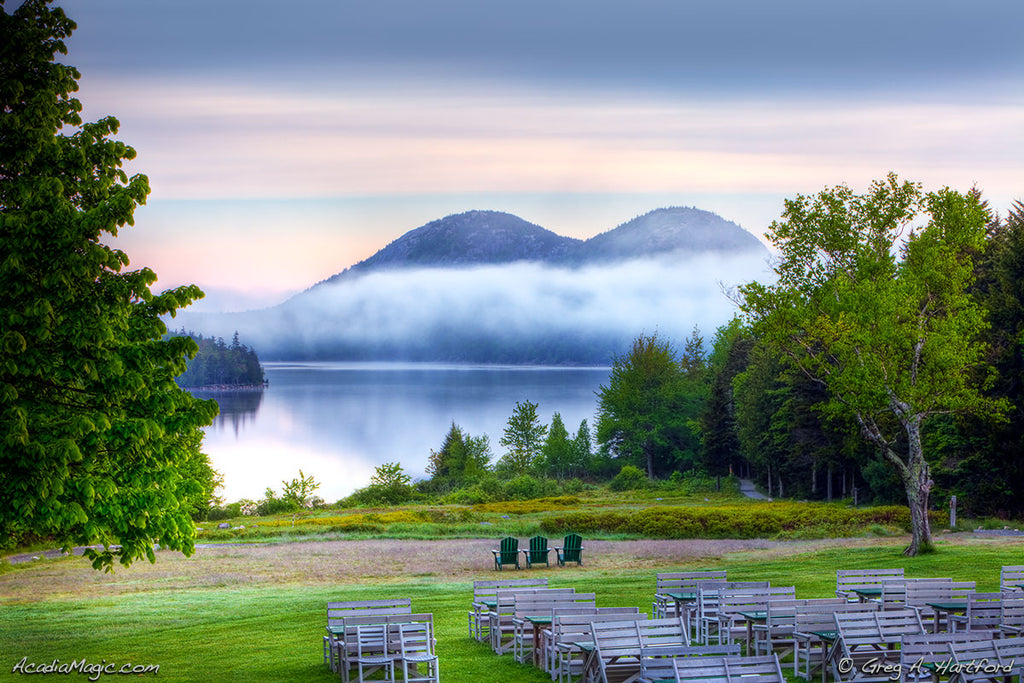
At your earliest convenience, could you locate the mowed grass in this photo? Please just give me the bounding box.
[1,535,1022,682]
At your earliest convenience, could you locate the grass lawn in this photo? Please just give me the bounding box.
[2,533,1022,682]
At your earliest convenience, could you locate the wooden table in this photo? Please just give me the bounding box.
[736,610,767,653]
[524,615,553,668]
[924,601,967,633]
[803,629,838,683]
[850,588,882,603]
[665,591,698,633]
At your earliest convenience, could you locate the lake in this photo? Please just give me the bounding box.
[199,362,610,502]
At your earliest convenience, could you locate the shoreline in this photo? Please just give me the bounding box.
[183,383,267,393]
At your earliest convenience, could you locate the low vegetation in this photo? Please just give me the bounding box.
[191,480,961,546]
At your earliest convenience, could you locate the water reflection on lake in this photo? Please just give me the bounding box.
[200,362,609,502]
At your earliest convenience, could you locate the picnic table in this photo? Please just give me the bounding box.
[664,592,697,633]
[850,588,882,602]
[737,610,770,653]
[924,601,967,633]
[522,615,552,667]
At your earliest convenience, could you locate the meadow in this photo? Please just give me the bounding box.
[3,523,1023,682]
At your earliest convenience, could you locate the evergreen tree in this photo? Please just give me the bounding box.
[498,400,547,475]
[541,412,574,479]
[570,419,593,478]
[699,319,752,477]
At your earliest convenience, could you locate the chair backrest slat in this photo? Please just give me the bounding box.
[835,568,904,600]
[1003,566,1024,592]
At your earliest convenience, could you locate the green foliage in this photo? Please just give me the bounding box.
[698,318,752,477]
[0,1,218,569]
[370,462,410,489]
[596,333,705,478]
[540,502,925,539]
[497,399,547,475]
[345,462,417,507]
[609,464,649,491]
[281,469,321,508]
[540,412,575,478]
[738,175,999,555]
[172,330,265,388]
[424,422,491,490]
[935,201,1024,517]
[502,474,558,501]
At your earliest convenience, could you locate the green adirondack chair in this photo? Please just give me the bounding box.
[522,535,551,569]
[491,537,520,570]
[555,533,583,567]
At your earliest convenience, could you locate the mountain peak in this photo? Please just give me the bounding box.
[580,206,766,260]
[321,206,766,286]
[324,210,577,283]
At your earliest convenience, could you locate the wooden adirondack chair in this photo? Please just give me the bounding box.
[492,537,520,571]
[555,533,583,567]
[523,535,551,569]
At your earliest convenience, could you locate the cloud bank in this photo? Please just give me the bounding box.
[176,252,774,363]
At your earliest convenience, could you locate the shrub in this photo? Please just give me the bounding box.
[503,474,557,501]
[206,502,242,521]
[609,465,648,491]
[541,502,917,539]
[443,485,493,505]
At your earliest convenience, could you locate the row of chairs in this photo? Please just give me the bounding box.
[647,568,1024,682]
[491,533,584,570]
[467,575,789,683]
[324,598,438,682]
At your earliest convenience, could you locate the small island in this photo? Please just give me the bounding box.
[172,330,267,390]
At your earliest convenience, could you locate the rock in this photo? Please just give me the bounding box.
[218,522,231,529]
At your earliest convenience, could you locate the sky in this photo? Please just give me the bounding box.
[53,0,1024,312]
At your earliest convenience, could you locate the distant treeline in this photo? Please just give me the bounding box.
[172,330,266,388]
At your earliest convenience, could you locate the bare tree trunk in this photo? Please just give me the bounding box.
[811,462,817,495]
[856,412,934,556]
[900,418,934,555]
[826,464,833,501]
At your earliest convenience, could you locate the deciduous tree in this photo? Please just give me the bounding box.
[738,174,999,555]
[0,0,217,569]
[596,333,695,479]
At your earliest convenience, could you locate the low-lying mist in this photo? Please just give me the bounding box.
[176,252,773,363]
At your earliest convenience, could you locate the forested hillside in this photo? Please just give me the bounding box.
[172,331,266,388]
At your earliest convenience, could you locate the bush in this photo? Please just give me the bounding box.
[609,465,648,491]
[343,483,417,507]
[256,495,299,516]
[206,502,242,521]
[443,485,493,505]
[503,475,554,501]
[540,502,917,539]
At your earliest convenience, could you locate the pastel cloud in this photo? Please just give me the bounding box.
[81,77,1023,201]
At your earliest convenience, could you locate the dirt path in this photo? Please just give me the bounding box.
[738,478,769,500]
[1,536,902,601]
[7,533,1021,602]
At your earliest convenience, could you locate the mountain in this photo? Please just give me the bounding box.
[176,206,771,363]
[322,206,765,284]
[324,210,579,284]
[578,207,765,262]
